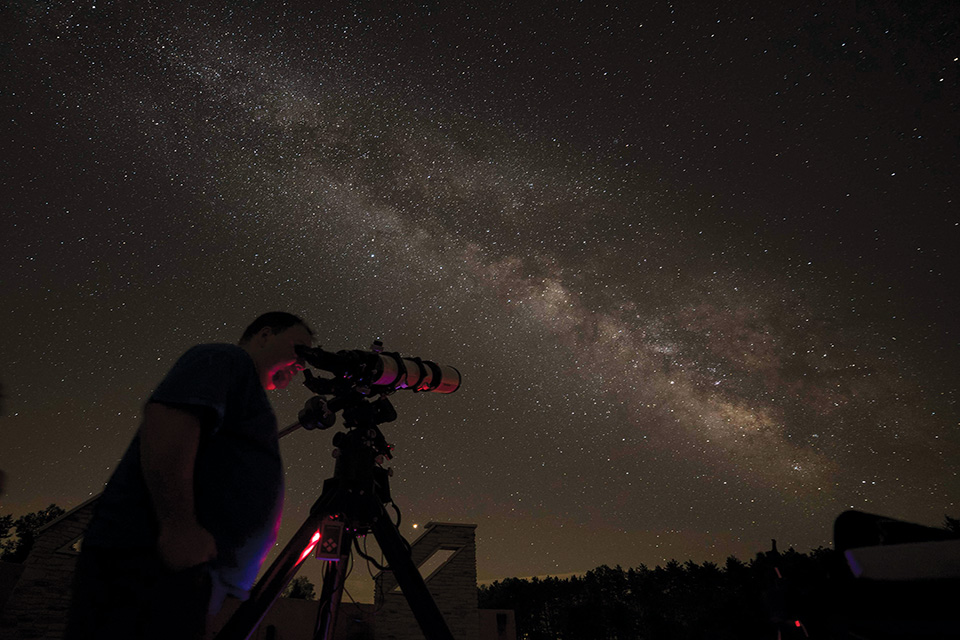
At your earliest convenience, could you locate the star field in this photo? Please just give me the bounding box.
[1,1,958,599]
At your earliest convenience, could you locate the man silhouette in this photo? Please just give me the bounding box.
[66,312,313,640]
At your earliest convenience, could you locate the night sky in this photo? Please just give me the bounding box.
[2,1,958,601]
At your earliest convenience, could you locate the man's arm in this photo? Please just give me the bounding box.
[140,402,217,571]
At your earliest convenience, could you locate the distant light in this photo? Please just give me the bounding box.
[413,524,419,529]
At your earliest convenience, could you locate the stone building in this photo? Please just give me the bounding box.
[0,496,97,640]
[374,523,480,640]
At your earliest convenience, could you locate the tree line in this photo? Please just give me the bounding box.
[479,517,960,640]
[478,549,826,640]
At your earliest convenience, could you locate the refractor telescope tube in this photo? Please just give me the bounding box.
[370,353,460,394]
[295,345,461,394]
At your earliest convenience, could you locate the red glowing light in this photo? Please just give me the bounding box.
[794,620,801,628]
[296,530,322,566]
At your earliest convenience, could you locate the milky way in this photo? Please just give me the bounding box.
[2,2,957,597]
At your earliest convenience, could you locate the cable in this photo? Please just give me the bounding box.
[354,536,388,572]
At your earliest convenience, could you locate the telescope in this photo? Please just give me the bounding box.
[292,341,460,431]
[217,344,464,640]
[294,341,461,395]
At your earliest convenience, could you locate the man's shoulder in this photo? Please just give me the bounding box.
[150,343,263,416]
[162,343,257,385]
[175,343,254,367]
[182,343,250,360]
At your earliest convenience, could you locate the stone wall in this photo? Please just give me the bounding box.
[375,523,479,640]
[0,497,97,640]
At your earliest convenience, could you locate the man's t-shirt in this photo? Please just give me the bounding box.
[84,344,284,597]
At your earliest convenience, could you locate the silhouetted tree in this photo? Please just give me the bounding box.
[0,504,65,563]
[480,514,960,639]
[478,550,838,640]
[281,575,317,600]
[944,515,960,535]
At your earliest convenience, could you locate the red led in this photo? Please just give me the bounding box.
[296,530,322,566]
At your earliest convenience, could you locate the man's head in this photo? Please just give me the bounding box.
[239,312,314,390]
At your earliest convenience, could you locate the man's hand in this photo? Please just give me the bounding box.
[157,519,218,571]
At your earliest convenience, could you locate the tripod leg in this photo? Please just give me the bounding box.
[371,508,455,640]
[215,493,338,640]
[313,536,353,640]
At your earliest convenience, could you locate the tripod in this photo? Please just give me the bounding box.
[214,393,455,640]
